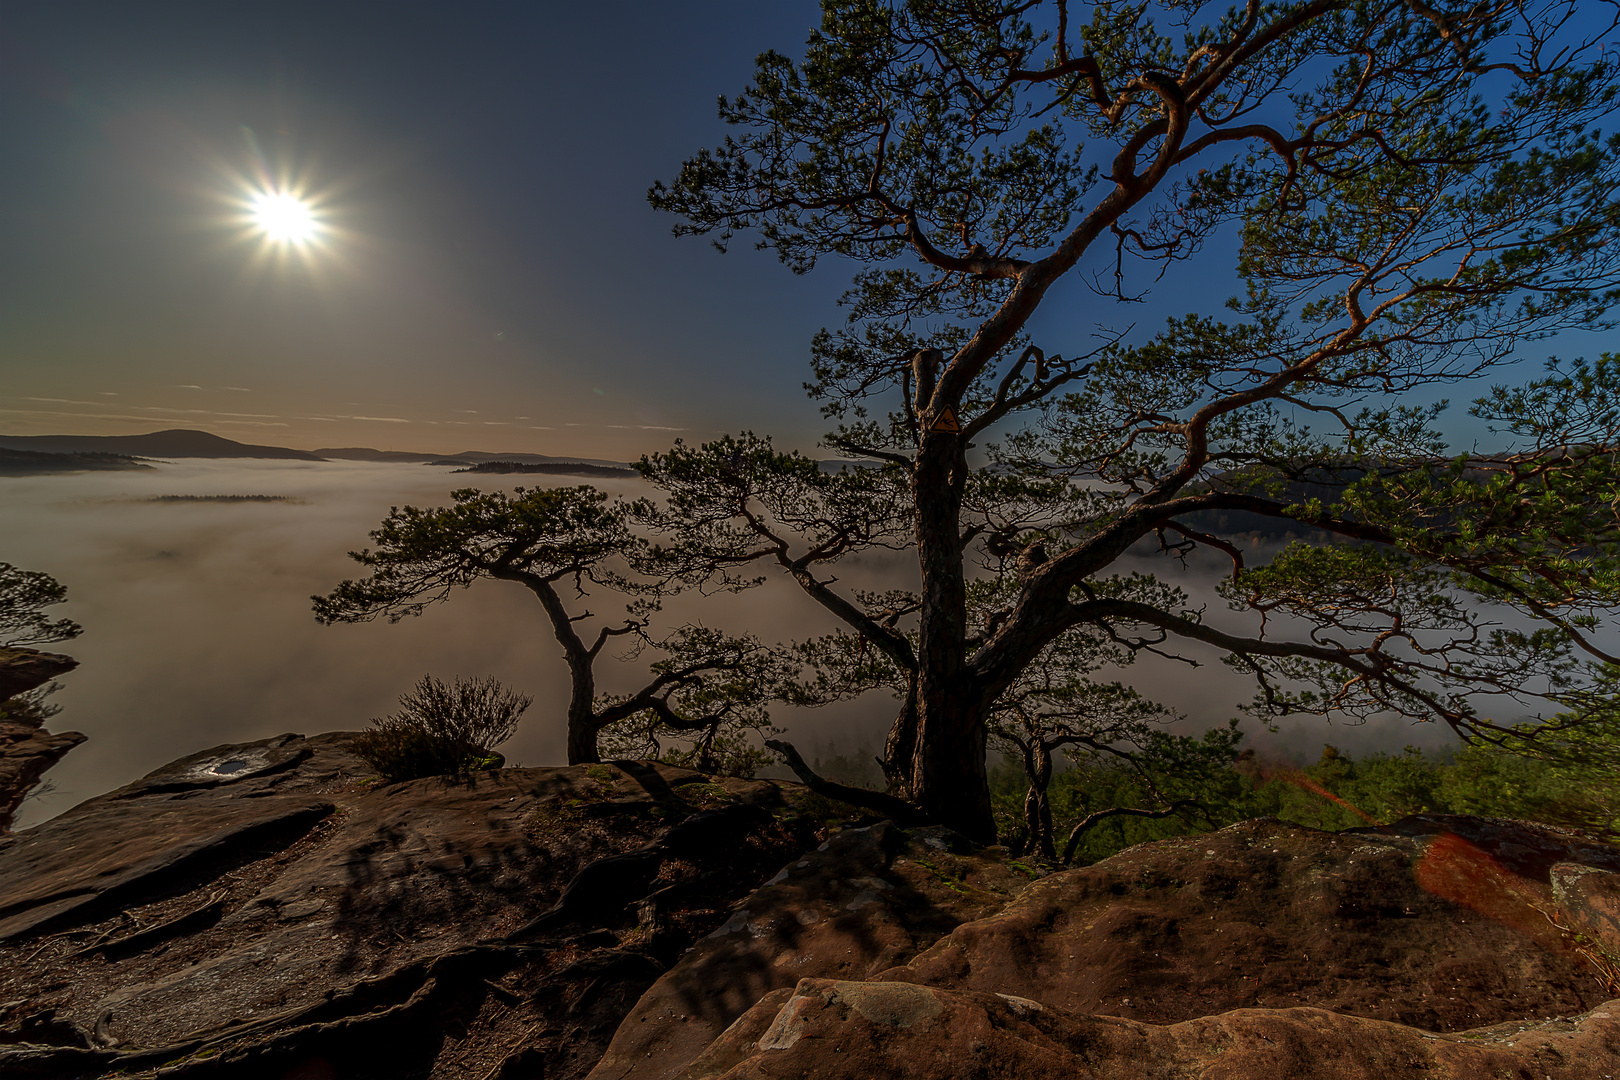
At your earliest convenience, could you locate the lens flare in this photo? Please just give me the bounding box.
[249,190,321,245]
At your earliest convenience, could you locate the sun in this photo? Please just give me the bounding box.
[250,190,322,245]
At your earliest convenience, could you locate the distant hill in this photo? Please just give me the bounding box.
[319,446,632,468]
[0,430,323,461]
[0,448,152,476]
[0,429,633,469]
[309,447,439,463]
[438,450,632,469]
[447,460,637,477]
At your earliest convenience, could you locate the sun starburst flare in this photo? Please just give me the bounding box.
[249,189,322,246]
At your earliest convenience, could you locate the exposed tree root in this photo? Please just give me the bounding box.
[765,740,929,825]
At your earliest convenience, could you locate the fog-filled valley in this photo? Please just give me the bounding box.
[2,457,1467,829]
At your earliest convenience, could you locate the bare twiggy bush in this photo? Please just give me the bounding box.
[351,674,531,782]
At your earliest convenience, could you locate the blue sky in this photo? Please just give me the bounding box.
[0,2,845,457]
[2,1,1614,459]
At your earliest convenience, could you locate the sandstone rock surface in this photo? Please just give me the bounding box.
[0,734,885,1079]
[5,729,1620,1080]
[0,647,83,834]
[879,815,1620,1032]
[682,976,1620,1080]
[585,822,1033,1080]
[593,814,1620,1080]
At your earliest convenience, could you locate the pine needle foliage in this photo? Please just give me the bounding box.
[0,562,80,647]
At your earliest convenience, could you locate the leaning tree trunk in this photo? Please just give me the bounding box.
[515,574,602,765]
[564,695,600,764]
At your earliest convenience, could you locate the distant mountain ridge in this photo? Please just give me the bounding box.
[0,430,322,461]
[0,429,630,469]
[448,460,636,477]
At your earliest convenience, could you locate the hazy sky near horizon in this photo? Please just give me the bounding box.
[0,1,855,460]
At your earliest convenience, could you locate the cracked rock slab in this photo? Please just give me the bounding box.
[0,799,334,942]
[0,738,855,1080]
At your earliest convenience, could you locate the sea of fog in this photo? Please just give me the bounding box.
[2,458,1458,829]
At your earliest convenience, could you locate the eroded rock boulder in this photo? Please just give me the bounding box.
[588,814,1620,1080]
[585,823,1033,1080]
[879,815,1620,1032]
[682,977,1620,1080]
[1553,862,1620,980]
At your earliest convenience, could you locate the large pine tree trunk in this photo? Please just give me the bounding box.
[908,424,996,843]
[911,684,994,842]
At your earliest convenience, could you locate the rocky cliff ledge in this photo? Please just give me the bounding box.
[0,732,1617,1079]
[0,647,84,835]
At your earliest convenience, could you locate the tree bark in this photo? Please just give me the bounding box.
[908,424,996,842]
[881,672,920,797]
[1023,738,1056,860]
[912,685,994,843]
[506,572,601,765]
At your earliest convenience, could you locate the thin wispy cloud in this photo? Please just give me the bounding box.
[0,407,287,427]
[15,396,283,422]
[21,396,105,407]
[136,406,283,420]
[14,399,286,424]
[209,419,290,427]
[555,421,685,432]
